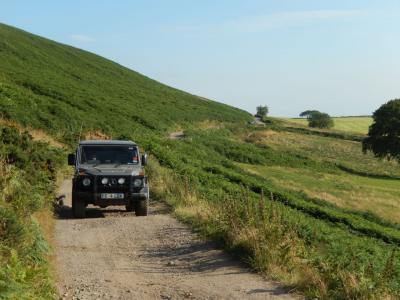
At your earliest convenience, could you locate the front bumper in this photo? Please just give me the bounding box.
[76,186,149,206]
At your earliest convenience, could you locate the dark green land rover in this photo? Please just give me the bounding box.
[67,140,149,218]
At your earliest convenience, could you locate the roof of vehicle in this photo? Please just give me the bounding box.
[79,140,137,146]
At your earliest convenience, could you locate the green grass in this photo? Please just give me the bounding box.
[1,23,400,299]
[0,126,64,299]
[285,116,373,134]
[239,125,400,223]
[0,23,251,144]
[246,127,400,178]
[238,163,400,223]
[147,130,400,298]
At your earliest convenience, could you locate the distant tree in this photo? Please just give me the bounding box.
[255,105,269,118]
[307,111,334,129]
[363,99,400,161]
[299,110,318,118]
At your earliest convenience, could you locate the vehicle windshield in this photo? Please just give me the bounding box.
[79,146,139,165]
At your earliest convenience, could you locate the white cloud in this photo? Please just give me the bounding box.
[69,34,95,43]
[224,10,365,33]
[164,10,365,35]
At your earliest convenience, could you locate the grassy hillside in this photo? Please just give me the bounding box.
[239,126,400,223]
[0,23,251,299]
[0,23,251,143]
[1,23,400,299]
[149,123,400,299]
[285,116,373,134]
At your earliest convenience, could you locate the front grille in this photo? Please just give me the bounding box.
[96,176,130,193]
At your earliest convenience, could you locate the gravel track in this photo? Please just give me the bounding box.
[55,180,297,300]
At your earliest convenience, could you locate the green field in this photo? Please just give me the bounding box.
[285,116,373,134]
[1,23,400,299]
[237,130,400,222]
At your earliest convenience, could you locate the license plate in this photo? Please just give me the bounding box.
[100,193,124,199]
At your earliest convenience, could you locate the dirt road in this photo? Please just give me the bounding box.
[55,180,297,300]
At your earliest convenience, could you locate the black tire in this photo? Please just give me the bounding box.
[72,192,86,218]
[135,199,148,216]
[125,203,135,212]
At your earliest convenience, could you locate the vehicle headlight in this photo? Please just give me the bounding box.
[133,178,142,187]
[101,177,109,185]
[118,178,125,185]
[82,178,91,186]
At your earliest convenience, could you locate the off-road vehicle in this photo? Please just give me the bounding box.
[67,140,149,218]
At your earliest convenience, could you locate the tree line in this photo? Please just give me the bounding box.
[256,105,334,129]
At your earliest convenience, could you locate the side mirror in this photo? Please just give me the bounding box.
[141,153,148,166]
[68,154,76,166]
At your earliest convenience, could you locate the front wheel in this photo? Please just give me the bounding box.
[135,199,148,216]
[72,192,86,218]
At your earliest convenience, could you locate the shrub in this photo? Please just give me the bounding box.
[307,111,334,129]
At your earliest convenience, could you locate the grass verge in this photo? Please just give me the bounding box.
[0,126,64,299]
[147,157,399,299]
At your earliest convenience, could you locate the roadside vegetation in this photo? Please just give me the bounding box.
[0,125,63,299]
[1,23,400,299]
[146,122,400,299]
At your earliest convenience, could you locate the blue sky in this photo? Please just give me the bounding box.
[2,1,400,116]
